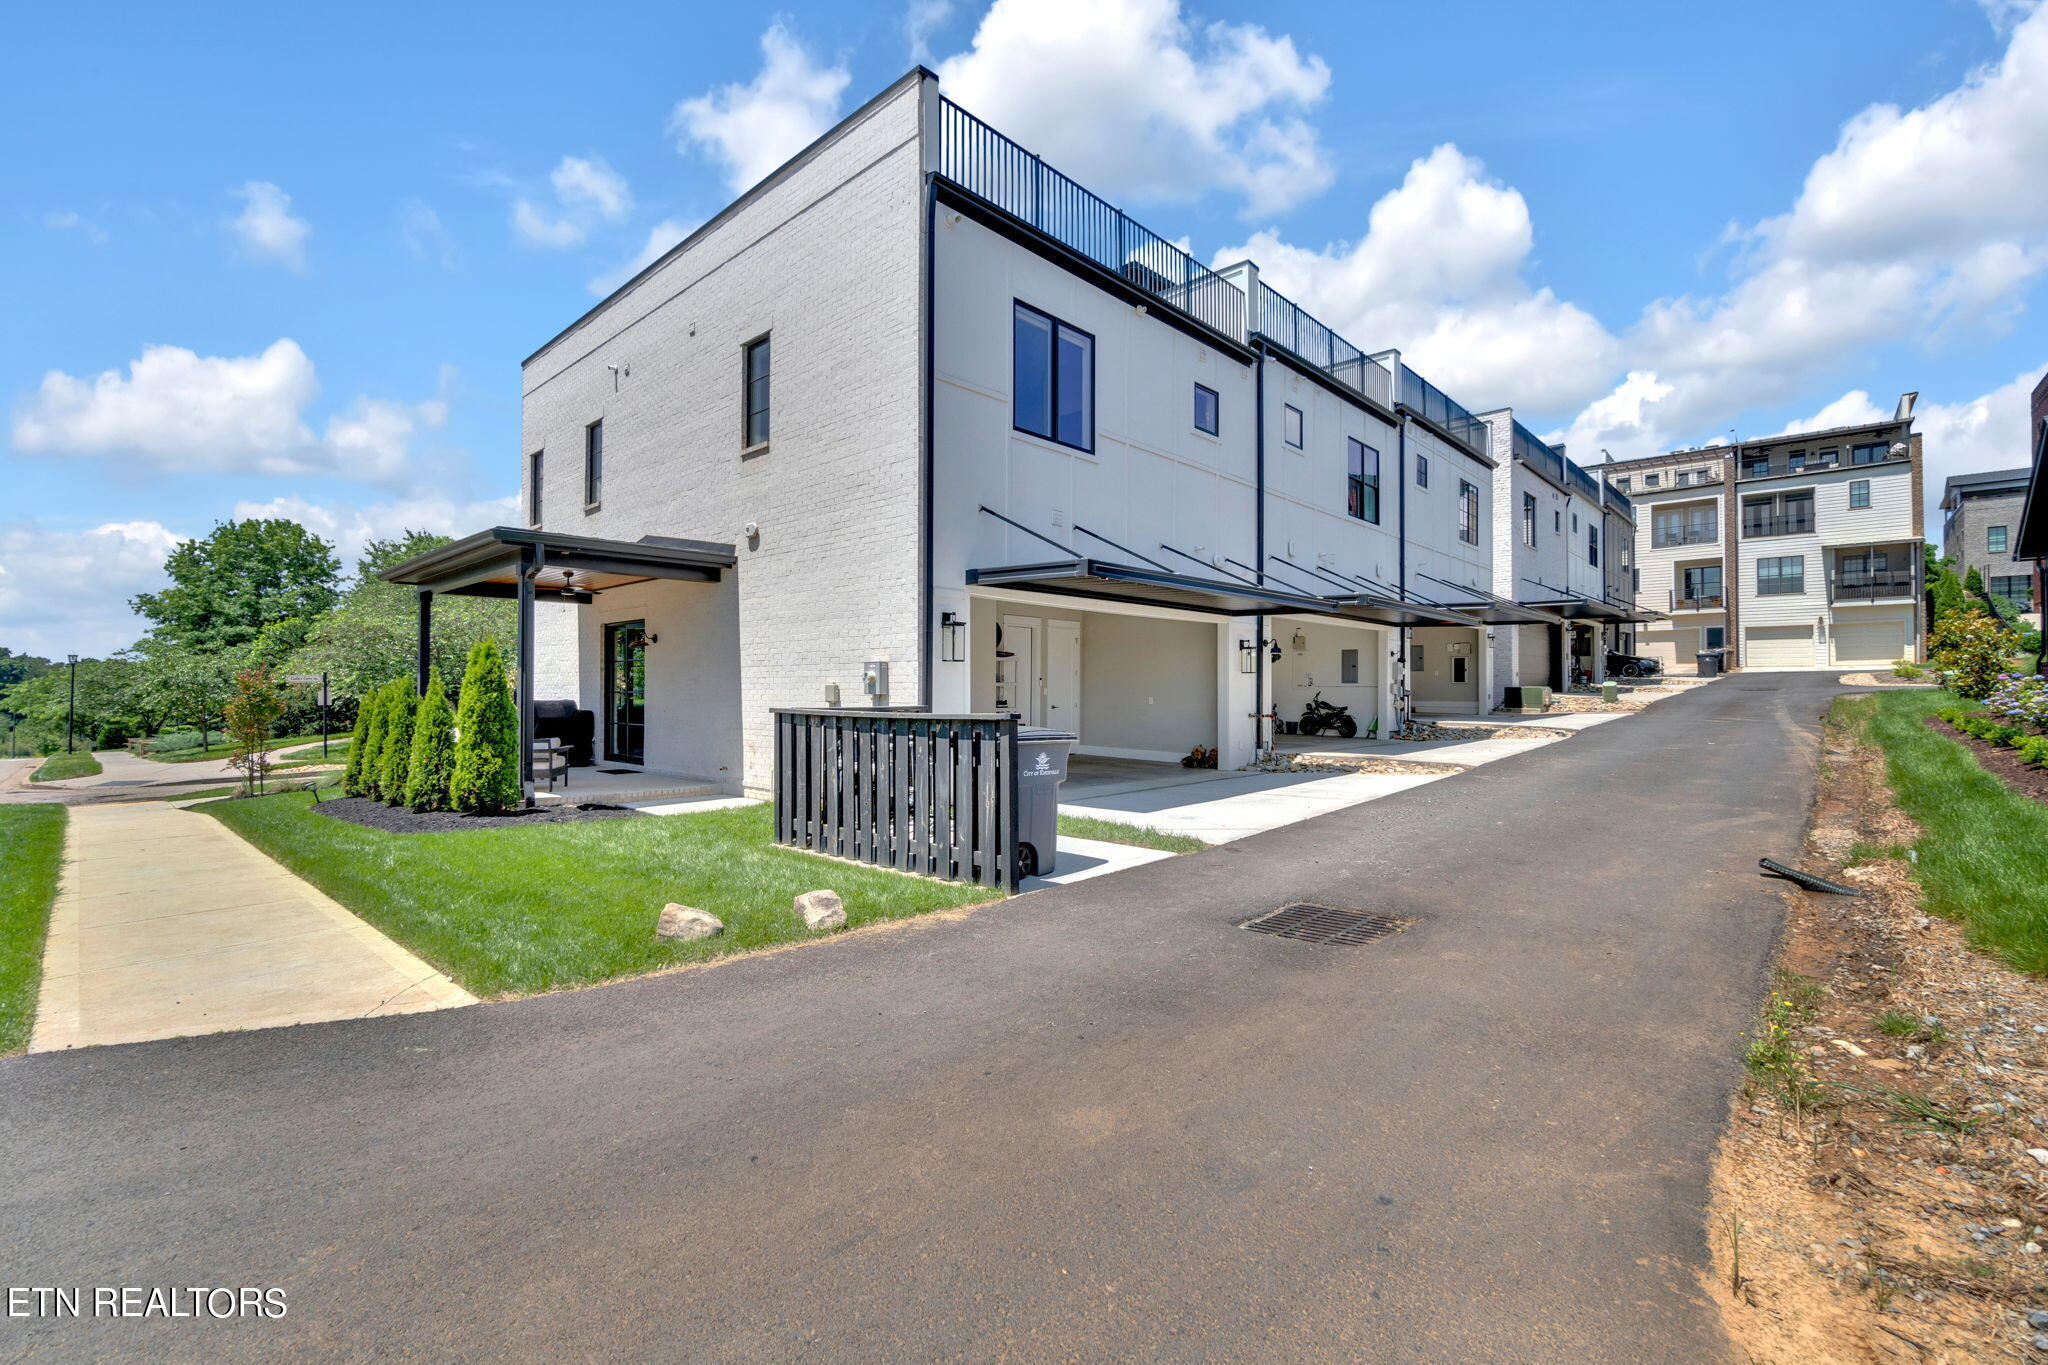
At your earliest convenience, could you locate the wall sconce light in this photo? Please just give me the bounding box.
[1237,639,1257,674]
[940,611,966,663]
[1269,640,1282,663]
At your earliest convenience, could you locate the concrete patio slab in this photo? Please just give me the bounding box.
[1020,835,1177,891]
[31,802,474,1052]
[1062,767,1447,844]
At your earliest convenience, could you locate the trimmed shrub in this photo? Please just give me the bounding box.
[2018,735,2048,766]
[346,687,387,799]
[1890,659,1923,679]
[377,683,419,805]
[1927,608,2020,700]
[450,639,520,814]
[404,668,457,812]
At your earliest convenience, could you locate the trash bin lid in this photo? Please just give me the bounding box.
[1016,726,1078,742]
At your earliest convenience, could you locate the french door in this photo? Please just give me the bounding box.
[604,621,647,764]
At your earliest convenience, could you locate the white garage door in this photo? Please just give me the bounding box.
[1637,628,1699,671]
[1745,624,1814,669]
[1832,618,1909,668]
[1515,624,1553,686]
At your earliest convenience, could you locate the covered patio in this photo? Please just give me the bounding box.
[379,527,738,804]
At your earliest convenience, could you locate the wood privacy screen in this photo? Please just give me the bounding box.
[772,710,1019,890]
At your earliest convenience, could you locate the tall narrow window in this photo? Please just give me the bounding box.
[583,421,603,510]
[1458,480,1480,545]
[743,336,772,448]
[1989,524,2010,554]
[1416,453,1430,488]
[1283,404,1303,449]
[1522,493,1537,547]
[1347,438,1380,523]
[1848,479,1870,508]
[1587,523,1599,566]
[1193,383,1219,436]
[528,450,544,526]
[1012,301,1093,451]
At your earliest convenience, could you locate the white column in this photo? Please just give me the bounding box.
[1218,620,1258,769]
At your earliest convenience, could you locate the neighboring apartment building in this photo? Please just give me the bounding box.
[1605,411,1924,670]
[1940,467,2035,613]
[390,68,1637,800]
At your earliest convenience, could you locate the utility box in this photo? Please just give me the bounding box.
[861,661,889,700]
[1014,725,1077,878]
[1502,685,1552,713]
[1601,680,1620,704]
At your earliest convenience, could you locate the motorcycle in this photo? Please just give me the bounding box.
[1296,692,1358,739]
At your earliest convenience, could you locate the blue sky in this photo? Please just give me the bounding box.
[6,0,2045,655]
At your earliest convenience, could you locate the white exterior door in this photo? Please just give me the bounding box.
[1831,617,1909,667]
[1745,624,1814,669]
[996,617,1038,723]
[1044,619,1081,734]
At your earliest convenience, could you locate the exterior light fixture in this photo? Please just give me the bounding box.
[940,611,966,663]
[1237,639,1257,674]
[1269,640,1282,663]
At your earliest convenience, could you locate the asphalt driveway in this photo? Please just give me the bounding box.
[0,672,1840,1362]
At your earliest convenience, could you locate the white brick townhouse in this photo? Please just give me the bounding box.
[389,68,1637,799]
[1604,407,1924,671]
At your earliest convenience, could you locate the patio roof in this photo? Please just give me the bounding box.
[1319,592,1485,628]
[1412,573,1560,625]
[1520,595,1632,622]
[967,558,1341,617]
[377,526,736,601]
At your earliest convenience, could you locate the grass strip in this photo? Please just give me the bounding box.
[1056,814,1206,853]
[0,806,65,1053]
[29,753,101,782]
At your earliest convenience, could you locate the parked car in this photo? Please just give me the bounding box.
[1605,651,1662,679]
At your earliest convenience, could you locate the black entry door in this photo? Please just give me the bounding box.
[604,621,647,764]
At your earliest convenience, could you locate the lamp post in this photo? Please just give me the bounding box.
[65,653,78,754]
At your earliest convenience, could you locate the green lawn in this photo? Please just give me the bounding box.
[30,752,101,782]
[145,732,338,764]
[198,794,1000,997]
[1057,813,1206,853]
[0,806,65,1053]
[1839,689,2048,974]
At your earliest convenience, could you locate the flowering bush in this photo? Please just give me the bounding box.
[1927,608,2019,699]
[1985,672,2048,733]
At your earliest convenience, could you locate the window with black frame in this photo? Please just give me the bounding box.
[583,421,603,510]
[1757,555,1805,595]
[1347,438,1379,522]
[743,336,771,448]
[528,449,543,526]
[1193,383,1218,436]
[1458,480,1479,544]
[1013,302,1093,451]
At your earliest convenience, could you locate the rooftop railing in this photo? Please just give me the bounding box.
[937,98,1245,342]
[1252,283,1394,408]
[1605,484,1634,520]
[1511,421,1565,486]
[1567,460,1600,505]
[1400,366,1488,453]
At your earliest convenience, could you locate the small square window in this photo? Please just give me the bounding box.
[1644,472,1660,487]
[1283,404,1304,449]
[1848,479,1870,508]
[1193,383,1219,436]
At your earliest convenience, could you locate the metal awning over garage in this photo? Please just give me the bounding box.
[1318,593,1484,628]
[1414,573,1560,625]
[1520,595,1631,622]
[967,558,1342,617]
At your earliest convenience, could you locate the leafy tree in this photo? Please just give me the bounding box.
[450,639,520,813]
[404,668,457,811]
[354,683,395,800]
[289,532,510,703]
[0,655,150,752]
[1928,607,2019,699]
[131,519,341,655]
[342,687,382,796]
[224,668,286,796]
[0,647,52,692]
[131,645,238,751]
[377,682,419,806]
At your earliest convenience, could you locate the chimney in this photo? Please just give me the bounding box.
[1894,391,1918,422]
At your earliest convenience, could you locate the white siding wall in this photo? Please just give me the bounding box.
[1735,460,1917,668]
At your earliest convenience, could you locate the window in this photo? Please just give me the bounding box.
[1745,456,1770,477]
[1554,509,1561,533]
[1652,505,1715,548]
[1848,479,1870,509]
[527,450,543,526]
[1458,480,1480,545]
[1757,555,1805,595]
[1682,565,1722,604]
[583,421,603,510]
[1676,470,1691,487]
[1644,472,1660,487]
[1587,523,1599,567]
[1572,512,1579,532]
[1340,649,1360,685]
[1283,404,1303,449]
[1851,442,1889,465]
[1416,453,1430,488]
[1991,575,2033,608]
[743,336,772,447]
[1786,451,1807,473]
[1012,302,1093,451]
[1347,438,1380,522]
[1743,491,1812,537]
[1613,476,1630,492]
[1522,493,1537,547]
[1706,626,1726,649]
[1193,383,1219,436]
[1989,524,2010,554]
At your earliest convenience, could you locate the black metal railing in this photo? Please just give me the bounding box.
[1605,484,1634,519]
[1399,365,1489,453]
[1651,525,1719,548]
[1831,575,1915,602]
[1512,420,1565,485]
[1670,589,1725,610]
[938,98,1244,342]
[1742,514,1814,538]
[1251,282,1394,407]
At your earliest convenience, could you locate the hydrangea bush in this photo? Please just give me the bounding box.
[1985,672,2048,732]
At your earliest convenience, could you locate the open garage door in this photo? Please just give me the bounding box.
[1831,617,1910,668]
[1636,627,1699,672]
[1744,624,1814,669]
[1514,623,1553,688]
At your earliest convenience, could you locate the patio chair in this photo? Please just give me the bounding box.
[531,737,569,793]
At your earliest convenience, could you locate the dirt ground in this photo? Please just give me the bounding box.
[1706,703,2048,1362]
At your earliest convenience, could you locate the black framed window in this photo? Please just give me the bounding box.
[743,336,771,448]
[1706,626,1726,648]
[1416,453,1430,488]
[1851,442,1888,465]
[528,450,543,526]
[1989,524,2009,554]
[1757,555,1804,595]
[1848,479,1870,508]
[1347,438,1380,522]
[1644,472,1660,487]
[1683,565,1722,602]
[1013,301,1093,451]
[1522,493,1536,547]
[1283,403,1303,449]
[1193,383,1219,436]
[1676,470,1691,487]
[1744,456,1770,477]
[1587,523,1599,566]
[1458,480,1479,544]
[583,421,603,510]
[1992,575,2032,607]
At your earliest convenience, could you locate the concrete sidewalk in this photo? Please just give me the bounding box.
[31,802,473,1051]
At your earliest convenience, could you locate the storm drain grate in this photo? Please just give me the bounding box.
[1241,902,1411,947]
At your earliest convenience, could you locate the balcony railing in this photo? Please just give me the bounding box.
[1740,445,1905,481]
[1252,282,1394,408]
[1605,484,1634,520]
[1830,575,1916,602]
[1742,514,1814,538]
[1512,421,1565,485]
[937,97,1245,341]
[1670,589,1725,611]
[1398,365,1488,454]
[1651,526,1719,548]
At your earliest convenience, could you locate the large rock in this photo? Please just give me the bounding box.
[794,889,846,932]
[656,904,724,941]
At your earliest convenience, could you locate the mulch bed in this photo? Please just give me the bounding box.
[311,794,644,834]
[1924,715,2048,807]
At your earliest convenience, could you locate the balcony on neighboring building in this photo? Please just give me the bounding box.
[1651,524,1720,549]
[1827,546,1919,603]
[1738,438,1907,481]
[1669,587,1725,612]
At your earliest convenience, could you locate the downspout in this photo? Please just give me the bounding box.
[917,171,937,708]
[1254,342,1267,757]
[1395,417,1410,728]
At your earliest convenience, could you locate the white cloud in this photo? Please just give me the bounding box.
[0,519,186,657]
[511,156,633,250]
[399,200,459,269]
[227,181,311,270]
[671,21,851,194]
[586,218,697,297]
[937,0,1332,216]
[44,211,108,245]
[11,340,447,484]
[905,0,955,62]
[1219,144,1619,411]
[229,491,520,567]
